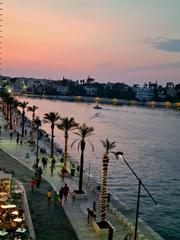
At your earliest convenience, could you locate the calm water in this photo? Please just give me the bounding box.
[20,97,180,240]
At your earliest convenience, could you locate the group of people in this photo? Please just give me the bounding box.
[30,166,43,191]
[47,183,70,206]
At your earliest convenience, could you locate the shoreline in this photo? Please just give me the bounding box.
[18,93,180,110]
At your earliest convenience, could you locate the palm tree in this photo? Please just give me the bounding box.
[100,139,116,223]
[12,98,20,131]
[19,101,29,137]
[27,105,39,130]
[57,117,79,171]
[5,95,15,130]
[71,123,94,193]
[43,112,60,158]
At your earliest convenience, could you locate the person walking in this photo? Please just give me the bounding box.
[54,191,60,207]
[60,167,66,181]
[63,183,70,201]
[58,187,64,204]
[30,177,36,191]
[50,164,54,176]
[25,152,30,161]
[10,131,13,140]
[38,166,43,179]
[42,157,47,169]
[47,189,53,206]
[16,132,20,144]
[51,158,56,168]
[124,234,130,240]
[36,177,41,189]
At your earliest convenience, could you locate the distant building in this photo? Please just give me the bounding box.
[134,84,154,101]
[56,85,69,95]
[83,85,97,96]
[166,82,176,98]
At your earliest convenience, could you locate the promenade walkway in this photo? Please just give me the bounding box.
[0,110,163,240]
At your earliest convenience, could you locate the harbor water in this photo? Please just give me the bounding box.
[20,97,180,240]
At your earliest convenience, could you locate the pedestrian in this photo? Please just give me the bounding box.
[25,152,30,161]
[45,157,48,168]
[87,208,96,224]
[51,158,56,168]
[36,158,40,167]
[124,234,130,240]
[42,157,46,169]
[59,187,64,203]
[47,189,53,206]
[20,136,23,145]
[34,166,39,178]
[63,183,70,201]
[50,164,54,176]
[10,131,13,140]
[30,177,36,191]
[38,166,43,179]
[36,177,41,188]
[60,167,66,181]
[16,132,20,144]
[24,129,27,136]
[54,191,60,207]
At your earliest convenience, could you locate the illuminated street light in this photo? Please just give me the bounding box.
[115,151,158,240]
[34,117,41,167]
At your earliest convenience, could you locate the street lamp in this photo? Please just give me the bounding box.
[34,117,41,167]
[115,151,158,240]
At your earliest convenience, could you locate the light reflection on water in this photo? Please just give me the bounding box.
[20,97,180,240]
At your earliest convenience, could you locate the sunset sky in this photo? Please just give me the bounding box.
[2,0,180,85]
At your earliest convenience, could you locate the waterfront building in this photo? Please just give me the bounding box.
[134,84,154,101]
[83,85,97,96]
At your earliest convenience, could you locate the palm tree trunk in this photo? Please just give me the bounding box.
[100,154,109,222]
[51,125,54,158]
[32,112,35,130]
[63,132,68,170]
[13,110,17,130]
[79,141,85,193]
[8,105,11,129]
[21,110,25,137]
[9,105,12,130]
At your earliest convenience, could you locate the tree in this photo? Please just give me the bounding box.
[43,112,60,158]
[71,123,94,193]
[57,117,79,171]
[27,105,39,130]
[12,98,20,131]
[19,101,29,137]
[100,139,116,223]
[5,95,15,130]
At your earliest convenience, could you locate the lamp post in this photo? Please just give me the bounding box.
[34,117,41,167]
[115,152,158,240]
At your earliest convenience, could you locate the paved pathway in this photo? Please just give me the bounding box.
[0,110,164,240]
[0,149,78,240]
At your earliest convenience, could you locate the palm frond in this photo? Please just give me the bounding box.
[71,138,79,148]
[101,138,116,154]
[87,140,94,152]
[77,142,81,151]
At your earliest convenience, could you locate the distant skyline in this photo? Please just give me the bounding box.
[2,0,180,85]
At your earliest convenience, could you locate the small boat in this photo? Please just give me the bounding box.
[93,104,102,109]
